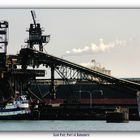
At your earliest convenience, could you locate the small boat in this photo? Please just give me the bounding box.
[0,95,32,120]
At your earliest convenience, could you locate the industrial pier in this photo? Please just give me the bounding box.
[0,11,140,121]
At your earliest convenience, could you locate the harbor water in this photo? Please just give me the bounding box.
[0,120,140,131]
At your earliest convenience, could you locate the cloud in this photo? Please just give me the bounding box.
[65,38,127,55]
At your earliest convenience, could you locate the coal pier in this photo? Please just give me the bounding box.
[0,11,140,121]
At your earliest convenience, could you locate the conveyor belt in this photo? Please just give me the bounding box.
[19,48,140,92]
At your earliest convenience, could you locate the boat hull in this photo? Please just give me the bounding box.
[0,111,39,120]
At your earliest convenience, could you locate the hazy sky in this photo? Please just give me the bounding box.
[0,9,140,78]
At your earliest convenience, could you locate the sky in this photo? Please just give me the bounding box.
[0,9,140,78]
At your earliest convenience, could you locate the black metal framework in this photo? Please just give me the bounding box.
[19,47,140,99]
[0,21,8,70]
[25,10,50,52]
[7,10,138,101]
[55,65,102,83]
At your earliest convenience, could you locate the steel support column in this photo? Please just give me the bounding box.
[50,65,56,99]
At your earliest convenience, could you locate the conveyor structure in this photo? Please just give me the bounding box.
[19,47,140,99]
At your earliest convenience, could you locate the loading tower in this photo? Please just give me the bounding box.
[25,10,50,52]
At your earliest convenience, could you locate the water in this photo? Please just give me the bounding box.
[0,121,139,131]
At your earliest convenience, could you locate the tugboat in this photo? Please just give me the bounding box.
[0,95,32,120]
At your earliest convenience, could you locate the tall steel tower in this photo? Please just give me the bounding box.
[0,21,8,71]
[25,10,50,52]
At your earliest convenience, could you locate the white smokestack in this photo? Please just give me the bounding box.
[65,39,127,55]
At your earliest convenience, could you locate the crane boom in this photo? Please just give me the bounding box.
[31,10,37,27]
